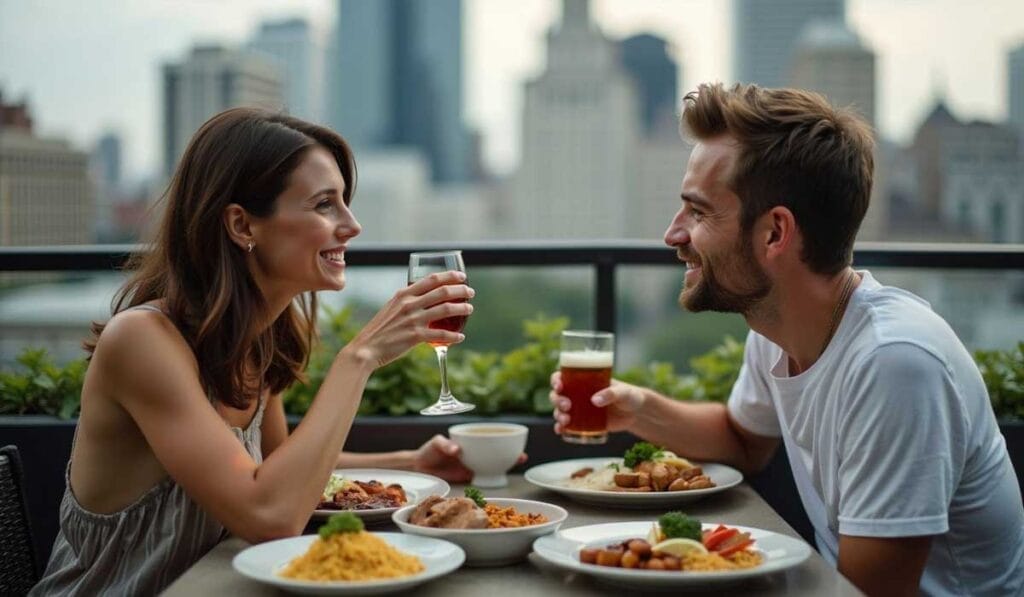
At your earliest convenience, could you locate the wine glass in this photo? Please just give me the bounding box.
[408,250,475,415]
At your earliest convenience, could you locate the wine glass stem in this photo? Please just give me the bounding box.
[435,346,453,401]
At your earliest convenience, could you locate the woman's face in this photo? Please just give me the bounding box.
[248,146,361,301]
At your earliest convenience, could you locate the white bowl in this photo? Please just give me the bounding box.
[392,497,567,567]
[448,423,528,488]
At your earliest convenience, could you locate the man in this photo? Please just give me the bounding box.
[551,83,1024,596]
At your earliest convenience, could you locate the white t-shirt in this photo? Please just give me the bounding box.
[728,271,1024,596]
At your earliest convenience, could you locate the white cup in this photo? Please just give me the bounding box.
[448,423,529,488]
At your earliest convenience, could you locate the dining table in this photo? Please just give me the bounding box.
[161,475,863,596]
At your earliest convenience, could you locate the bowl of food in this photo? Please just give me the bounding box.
[392,488,567,567]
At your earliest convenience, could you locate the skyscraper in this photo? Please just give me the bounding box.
[1009,43,1024,136]
[513,0,639,239]
[249,18,325,122]
[620,34,678,136]
[734,0,845,88]
[790,20,875,127]
[331,0,471,182]
[162,45,283,178]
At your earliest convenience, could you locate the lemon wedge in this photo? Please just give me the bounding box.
[652,538,708,557]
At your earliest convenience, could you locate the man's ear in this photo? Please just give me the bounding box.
[762,205,797,261]
[223,203,254,251]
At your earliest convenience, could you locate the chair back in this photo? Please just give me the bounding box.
[0,445,39,595]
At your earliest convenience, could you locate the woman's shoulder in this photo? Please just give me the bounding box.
[94,304,195,373]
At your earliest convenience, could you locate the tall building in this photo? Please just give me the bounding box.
[249,18,324,122]
[512,0,639,239]
[331,0,471,182]
[90,132,122,242]
[162,45,283,177]
[790,20,875,128]
[734,0,845,88]
[0,95,94,246]
[620,34,678,136]
[1009,43,1024,136]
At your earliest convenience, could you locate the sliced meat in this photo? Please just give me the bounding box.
[408,495,446,526]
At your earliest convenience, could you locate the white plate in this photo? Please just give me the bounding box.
[232,532,465,595]
[392,498,567,567]
[313,469,450,523]
[524,458,743,508]
[532,521,812,589]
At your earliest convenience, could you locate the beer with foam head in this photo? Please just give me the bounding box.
[559,331,614,444]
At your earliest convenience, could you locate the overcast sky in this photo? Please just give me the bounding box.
[1,0,1022,180]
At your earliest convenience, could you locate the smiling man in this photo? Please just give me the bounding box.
[551,83,1024,596]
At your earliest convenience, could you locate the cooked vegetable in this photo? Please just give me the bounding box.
[657,511,702,542]
[318,512,365,538]
[464,486,487,508]
[623,442,664,468]
[702,525,738,550]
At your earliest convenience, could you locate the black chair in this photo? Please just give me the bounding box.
[0,445,39,595]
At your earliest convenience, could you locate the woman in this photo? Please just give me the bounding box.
[31,108,477,595]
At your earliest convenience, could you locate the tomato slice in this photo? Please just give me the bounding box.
[703,527,739,550]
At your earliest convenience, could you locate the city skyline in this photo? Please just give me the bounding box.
[1,0,1023,181]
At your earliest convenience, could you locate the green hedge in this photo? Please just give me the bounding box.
[3,310,1022,422]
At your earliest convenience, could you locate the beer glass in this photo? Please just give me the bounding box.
[408,250,475,415]
[559,330,614,444]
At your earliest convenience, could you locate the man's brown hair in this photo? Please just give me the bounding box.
[681,83,874,275]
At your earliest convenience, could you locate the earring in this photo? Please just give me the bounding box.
[247,241,254,253]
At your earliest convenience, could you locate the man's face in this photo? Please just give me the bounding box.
[663,136,771,314]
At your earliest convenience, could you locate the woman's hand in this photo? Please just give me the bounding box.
[549,371,646,434]
[412,434,527,483]
[342,271,474,369]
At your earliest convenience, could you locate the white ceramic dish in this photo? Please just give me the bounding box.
[524,457,743,509]
[313,469,450,523]
[232,532,464,595]
[448,423,529,488]
[532,521,812,590]
[392,497,567,567]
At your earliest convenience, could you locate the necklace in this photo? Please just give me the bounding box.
[821,269,857,357]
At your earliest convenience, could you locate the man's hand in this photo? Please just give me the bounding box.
[549,371,647,434]
[838,534,932,596]
[412,434,527,483]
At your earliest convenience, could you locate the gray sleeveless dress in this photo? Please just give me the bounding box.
[31,305,266,596]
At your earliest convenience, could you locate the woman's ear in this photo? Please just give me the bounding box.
[223,203,254,252]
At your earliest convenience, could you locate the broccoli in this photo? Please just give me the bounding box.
[318,512,364,539]
[623,441,665,468]
[464,486,487,507]
[658,511,702,542]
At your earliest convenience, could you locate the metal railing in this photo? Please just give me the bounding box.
[2,241,1024,333]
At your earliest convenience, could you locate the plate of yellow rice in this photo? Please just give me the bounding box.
[233,527,465,594]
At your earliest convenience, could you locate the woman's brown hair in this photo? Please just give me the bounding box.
[681,83,874,275]
[85,108,357,409]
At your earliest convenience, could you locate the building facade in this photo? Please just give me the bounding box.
[331,0,471,182]
[513,0,639,240]
[0,97,93,247]
[734,0,845,88]
[162,45,283,178]
[249,18,325,123]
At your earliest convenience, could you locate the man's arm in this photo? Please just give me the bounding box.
[838,535,932,596]
[552,373,778,475]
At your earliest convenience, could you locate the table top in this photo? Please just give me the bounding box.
[162,476,862,596]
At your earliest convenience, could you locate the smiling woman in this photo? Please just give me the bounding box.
[28,108,477,596]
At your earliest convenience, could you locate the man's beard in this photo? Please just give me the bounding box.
[679,235,772,314]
